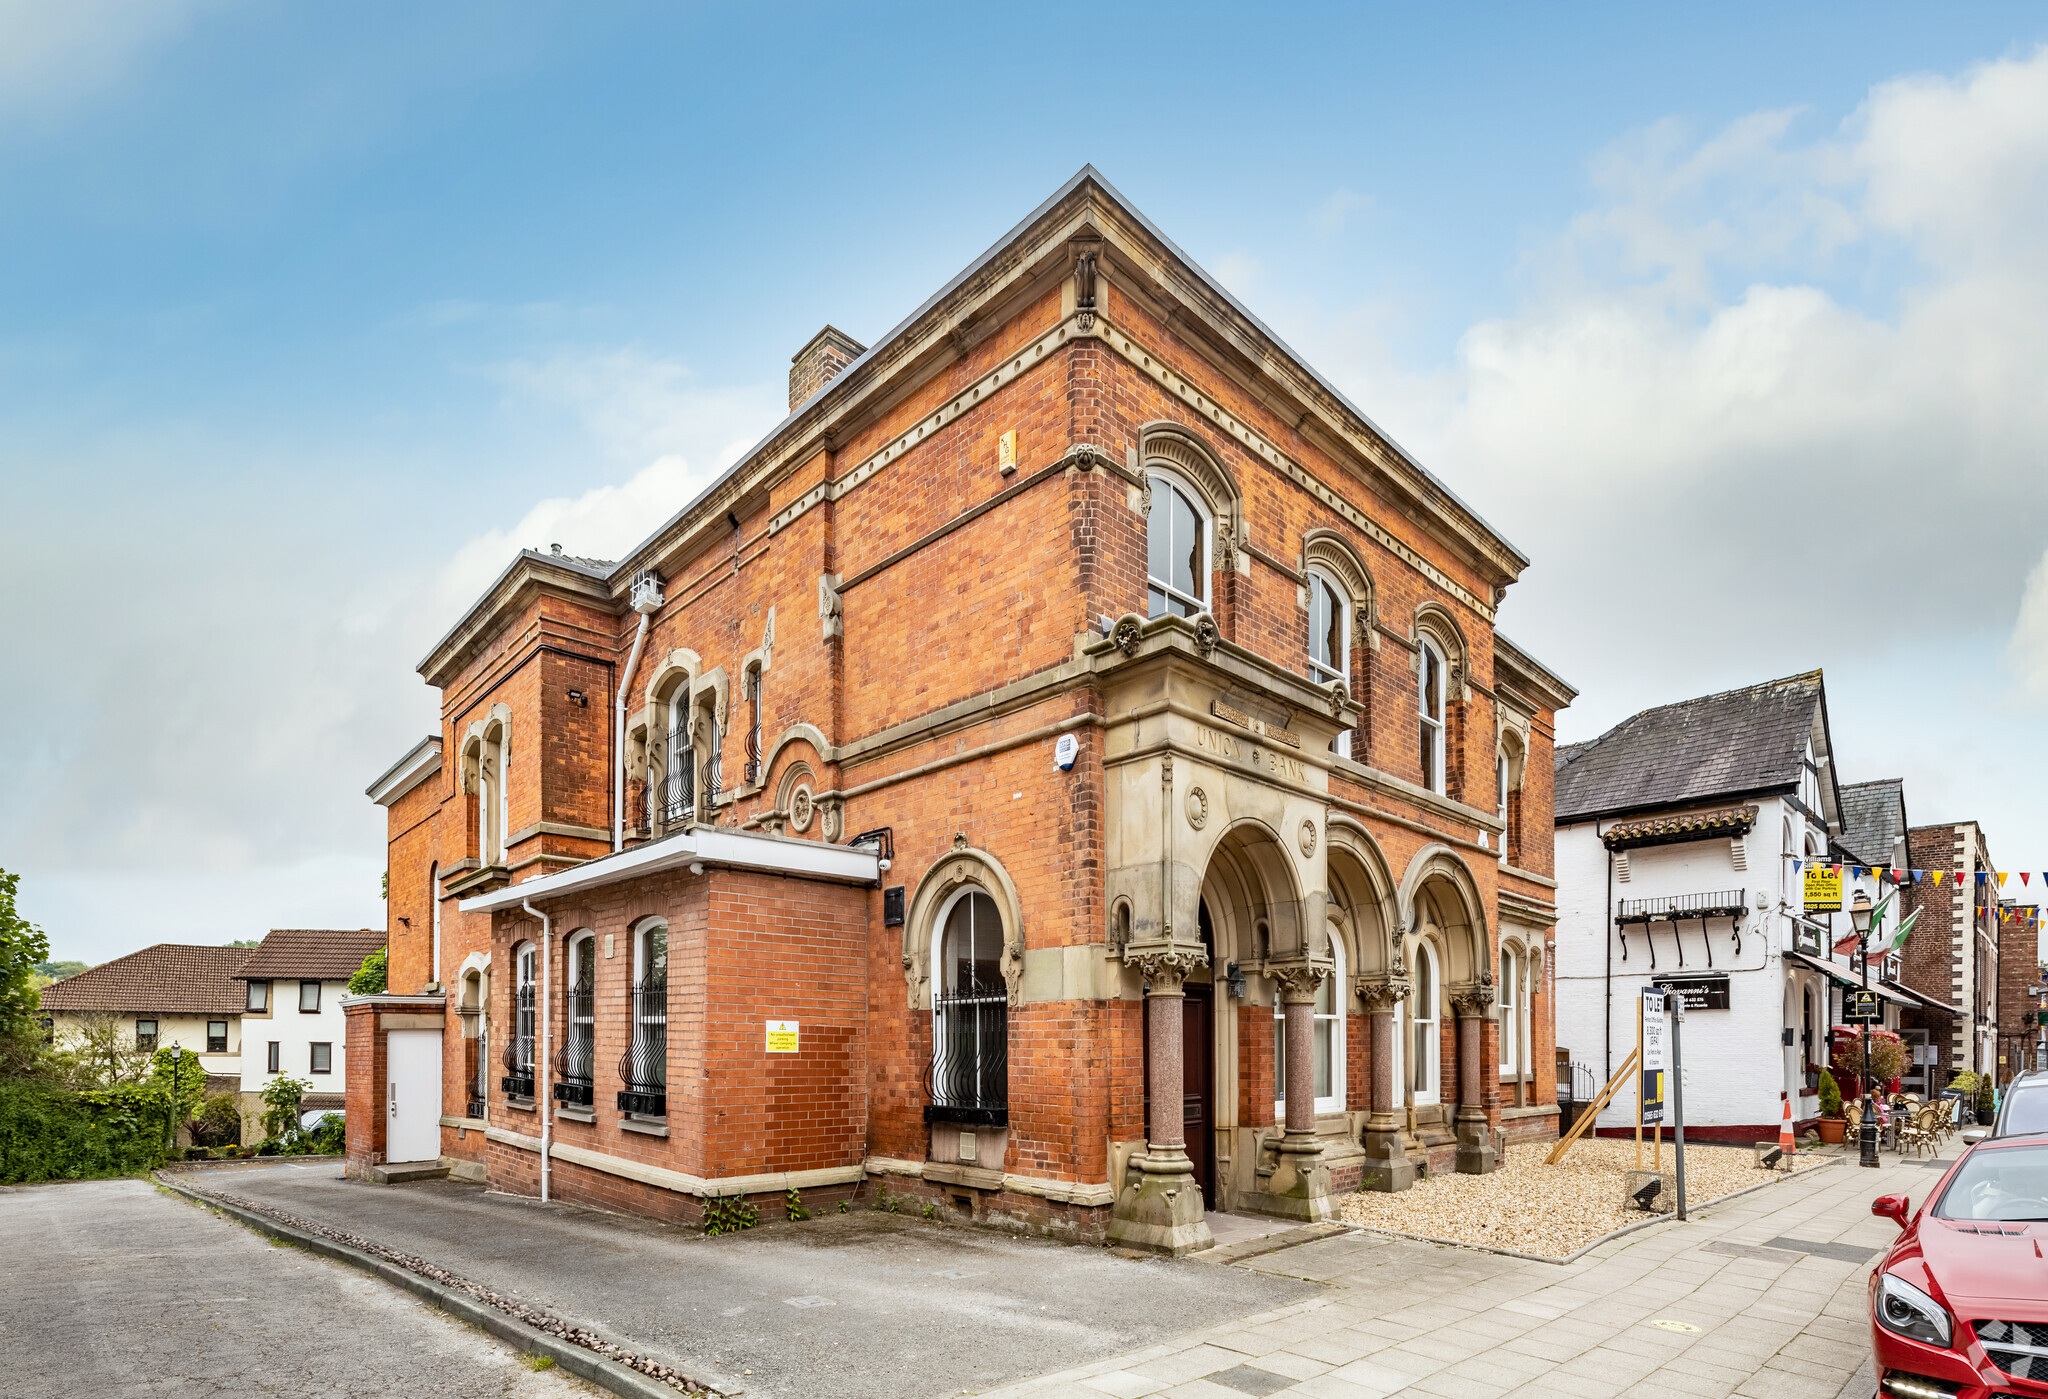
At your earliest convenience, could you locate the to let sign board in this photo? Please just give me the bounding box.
[1653,973,1731,1011]
[1845,990,1882,1024]
[1640,988,1668,1126]
[1803,865,1843,913]
[765,1020,799,1053]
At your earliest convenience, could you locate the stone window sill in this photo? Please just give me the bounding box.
[504,1098,536,1114]
[555,1106,595,1124]
[620,1117,669,1138]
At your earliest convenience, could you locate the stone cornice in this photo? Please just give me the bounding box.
[418,553,616,690]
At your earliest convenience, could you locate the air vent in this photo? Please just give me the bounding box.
[1616,851,1631,883]
[1730,838,1747,871]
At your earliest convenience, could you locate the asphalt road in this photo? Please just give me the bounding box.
[190,1161,1319,1399]
[0,1176,598,1399]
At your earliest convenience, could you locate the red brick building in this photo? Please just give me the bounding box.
[350,170,1574,1253]
[1996,903,2044,1081]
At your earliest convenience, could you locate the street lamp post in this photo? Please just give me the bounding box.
[169,1039,184,1156]
[1850,893,1878,1169]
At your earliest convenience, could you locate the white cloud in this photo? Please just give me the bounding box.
[2009,548,2048,706]
[0,0,224,116]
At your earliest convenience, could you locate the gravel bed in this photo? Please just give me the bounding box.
[1337,1139,1828,1259]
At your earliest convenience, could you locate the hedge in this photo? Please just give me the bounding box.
[0,1078,174,1184]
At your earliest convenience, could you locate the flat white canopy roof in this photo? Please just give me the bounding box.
[458,826,879,914]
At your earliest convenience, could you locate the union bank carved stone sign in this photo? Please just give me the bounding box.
[1195,719,1307,784]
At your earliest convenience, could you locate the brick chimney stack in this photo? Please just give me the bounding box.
[788,325,865,412]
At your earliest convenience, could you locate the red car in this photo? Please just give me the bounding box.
[1868,1130,2048,1398]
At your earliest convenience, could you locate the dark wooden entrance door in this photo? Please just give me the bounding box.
[1182,987,1214,1207]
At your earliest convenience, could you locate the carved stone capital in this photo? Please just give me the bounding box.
[1127,943,1208,994]
[1356,976,1412,1011]
[1112,613,1143,657]
[1451,975,1497,1016]
[1269,961,1329,1006]
[1193,613,1219,659]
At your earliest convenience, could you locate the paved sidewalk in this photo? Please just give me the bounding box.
[980,1151,1937,1399]
[182,1160,1315,1399]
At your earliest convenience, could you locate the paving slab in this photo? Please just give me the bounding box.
[190,1161,1316,1399]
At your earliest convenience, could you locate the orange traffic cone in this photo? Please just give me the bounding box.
[1779,1097,1797,1159]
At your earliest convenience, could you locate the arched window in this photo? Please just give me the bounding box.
[429,862,442,986]
[501,942,536,1101]
[1275,935,1347,1117]
[1307,568,1351,758]
[1410,940,1441,1105]
[927,889,1008,1124]
[1417,639,1447,794]
[1147,471,1210,619]
[660,689,694,829]
[619,920,668,1118]
[556,931,595,1107]
[462,967,488,1120]
[1496,753,1510,862]
[1499,949,1519,1074]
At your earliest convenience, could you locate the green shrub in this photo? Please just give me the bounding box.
[1817,1068,1842,1118]
[0,1078,173,1183]
[261,1076,309,1143]
[190,1093,243,1149]
[347,947,388,995]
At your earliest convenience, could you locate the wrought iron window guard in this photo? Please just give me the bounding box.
[617,975,667,1118]
[467,1027,489,1119]
[555,969,595,1106]
[925,977,1008,1127]
[660,725,695,828]
[1615,889,1746,972]
[499,1033,535,1100]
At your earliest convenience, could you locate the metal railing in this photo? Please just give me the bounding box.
[554,967,595,1107]
[1556,1055,1598,1136]
[500,983,535,1099]
[925,976,1008,1126]
[660,726,695,827]
[467,1027,488,1120]
[743,671,762,786]
[617,975,667,1117]
[1616,889,1748,923]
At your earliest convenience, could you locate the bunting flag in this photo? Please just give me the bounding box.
[1997,872,2010,887]
[1933,870,1946,886]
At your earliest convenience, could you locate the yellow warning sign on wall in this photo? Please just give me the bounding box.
[765,1020,799,1054]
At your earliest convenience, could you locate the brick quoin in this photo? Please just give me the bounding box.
[358,171,1573,1241]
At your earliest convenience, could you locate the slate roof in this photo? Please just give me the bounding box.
[1838,779,1908,869]
[39,944,251,1016]
[1554,672,1825,823]
[233,928,386,982]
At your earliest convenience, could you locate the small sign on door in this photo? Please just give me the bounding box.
[765,1020,799,1053]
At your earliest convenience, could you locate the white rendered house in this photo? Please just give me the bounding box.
[1551,672,1925,1142]
[232,927,386,1136]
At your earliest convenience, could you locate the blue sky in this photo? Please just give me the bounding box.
[5,2,2046,963]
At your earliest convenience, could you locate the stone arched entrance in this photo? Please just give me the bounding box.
[1400,845,1499,1174]
[1328,822,1417,1190]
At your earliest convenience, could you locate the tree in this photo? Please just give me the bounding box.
[32,960,89,990]
[54,1011,151,1089]
[0,869,52,1078]
[261,1076,310,1142]
[147,1046,207,1144]
[348,947,388,995]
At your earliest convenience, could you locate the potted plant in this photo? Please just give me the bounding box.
[1816,1068,1846,1144]
[1949,1070,1980,1124]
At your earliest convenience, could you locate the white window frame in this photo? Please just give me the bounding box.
[930,886,1003,1005]
[1418,637,1447,794]
[309,1042,332,1075]
[246,979,268,1012]
[298,980,320,1013]
[1145,469,1211,620]
[430,862,442,986]
[1409,940,1441,1105]
[565,929,596,1080]
[1499,950,1519,1074]
[1274,934,1346,1118]
[1496,750,1510,862]
[1306,567,1351,759]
